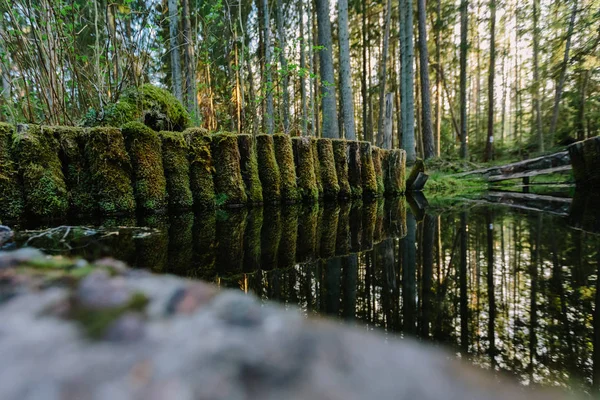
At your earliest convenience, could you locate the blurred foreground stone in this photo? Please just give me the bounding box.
[0,249,571,400]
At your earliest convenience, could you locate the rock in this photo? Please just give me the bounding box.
[104,313,146,342]
[0,248,45,269]
[0,226,14,247]
[76,271,132,309]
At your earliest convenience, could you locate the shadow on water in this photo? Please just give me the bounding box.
[9,192,600,396]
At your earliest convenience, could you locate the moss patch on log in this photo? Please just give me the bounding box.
[0,123,24,220]
[384,149,406,195]
[332,140,351,199]
[185,128,215,209]
[406,159,425,191]
[14,125,69,218]
[291,136,318,203]
[347,141,362,198]
[210,133,247,206]
[359,141,378,198]
[256,134,281,203]
[317,139,340,199]
[311,138,323,197]
[273,134,300,203]
[372,147,385,196]
[237,134,263,204]
[122,122,167,211]
[85,127,136,214]
[159,131,193,209]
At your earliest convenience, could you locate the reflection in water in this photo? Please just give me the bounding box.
[11,197,600,395]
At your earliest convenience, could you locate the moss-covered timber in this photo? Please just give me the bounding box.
[243,207,264,272]
[371,146,385,196]
[359,141,378,198]
[84,127,136,214]
[349,200,363,253]
[14,125,69,218]
[361,199,377,251]
[332,140,351,199]
[210,133,247,207]
[261,205,281,270]
[256,134,281,203]
[191,209,216,279]
[384,149,406,195]
[237,134,263,204]
[311,138,323,197]
[335,201,351,255]
[279,205,299,269]
[185,128,215,209]
[347,141,362,198]
[121,122,167,211]
[159,131,193,209]
[273,133,300,203]
[296,204,318,262]
[570,136,600,187]
[291,136,318,203]
[319,203,340,259]
[216,209,247,275]
[406,159,425,191]
[136,215,168,272]
[316,139,340,200]
[167,212,194,275]
[0,123,24,220]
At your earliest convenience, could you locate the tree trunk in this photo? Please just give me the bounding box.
[532,0,543,152]
[435,0,442,157]
[262,0,274,134]
[316,0,339,138]
[459,0,469,159]
[275,0,290,133]
[484,0,496,162]
[361,0,369,141]
[338,0,356,140]
[400,0,416,163]
[377,0,392,147]
[576,70,589,141]
[182,0,198,123]
[299,0,308,136]
[383,93,394,149]
[417,0,434,159]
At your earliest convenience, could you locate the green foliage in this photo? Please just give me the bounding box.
[237,134,263,204]
[159,131,193,209]
[210,132,247,206]
[256,134,281,203]
[184,128,216,209]
[0,123,24,220]
[273,134,300,203]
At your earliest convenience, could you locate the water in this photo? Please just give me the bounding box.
[8,195,600,396]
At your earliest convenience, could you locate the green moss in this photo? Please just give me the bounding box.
[261,205,281,270]
[210,133,247,206]
[319,203,340,259]
[347,141,362,198]
[335,201,351,255]
[311,138,323,197]
[372,147,385,196]
[360,141,378,198]
[406,159,425,191]
[237,134,263,204]
[83,84,190,132]
[185,128,216,209]
[84,127,136,214]
[159,131,193,209]
[332,140,351,199]
[291,136,318,203]
[122,122,167,211]
[316,139,340,200]
[0,123,24,220]
[243,207,264,272]
[14,125,69,217]
[273,134,300,203]
[296,204,318,262]
[216,209,247,275]
[279,205,299,269]
[373,198,385,242]
[256,134,281,203]
[384,149,406,195]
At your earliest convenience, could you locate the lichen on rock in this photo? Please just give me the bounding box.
[0,123,24,220]
[185,128,216,209]
[316,139,340,200]
[14,124,69,218]
[85,127,136,214]
[347,141,362,198]
[359,141,378,198]
[332,140,351,199]
[291,136,318,203]
[122,122,167,211]
[237,134,263,204]
[159,131,193,209]
[210,133,247,207]
[256,134,281,203]
[273,134,300,203]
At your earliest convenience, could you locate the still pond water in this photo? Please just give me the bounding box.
[10,194,600,396]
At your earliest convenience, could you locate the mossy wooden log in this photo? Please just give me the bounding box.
[0,123,24,220]
[85,127,136,214]
[185,128,216,209]
[273,134,300,203]
[296,204,318,263]
[311,138,323,197]
[361,199,377,251]
[14,125,69,218]
[237,134,263,204]
[159,131,193,209]
[291,136,318,203]
[384,149,406,195]
[372,147,385,196]
[261,205,281,270]
[210,133,247,207]
[349,200,363,253]
[347,141,362,198]
[243,207,264,272]
[406,159,425,191]
[317,139,340,200]
[332,140,351,199]
[122,122,167,211]
[373,198,385,243]
[319,204,340,259]
[256,134,281,203]
[359,141,378,198]
[568,136,600,187]
[279,205,299,269]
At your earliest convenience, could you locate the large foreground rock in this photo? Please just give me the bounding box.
[0,250,568,400]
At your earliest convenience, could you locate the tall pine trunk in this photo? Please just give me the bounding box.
[435,0,442,157]
[299,0,308,136]
[532,0,543,152]
[417,0,434,159]
[459,0,469,159]
[361,0,369,141]
[400,0,416,163]
[262,0,274,134]
[338,0,356,140]
[275,0,290,133]
[182,0,198,123]
[484,0,496,162]
[316,0,339,138]
[377,0,392,147]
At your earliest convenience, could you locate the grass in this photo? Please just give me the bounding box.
[424,171,488,198]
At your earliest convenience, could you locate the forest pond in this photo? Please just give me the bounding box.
[8,194,600,397]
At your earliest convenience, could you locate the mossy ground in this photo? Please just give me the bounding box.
[371,147,385,196]
[0,123,24,220]
[210,133,247,206]
[185,128,216,209]
[316,139,340,200]
[311,138,323,197]
[85,127,136,214]
[237,135,263,204]
[122,122,167,211]
[291,136,318,203]
[347,141,362,198]
[359,142,378,198]
[384,149,406,195]
[332,140,351,199]
[159,131,193,209]
[256,134,281,203]
[273,134,300,203]
[14,125,69,217]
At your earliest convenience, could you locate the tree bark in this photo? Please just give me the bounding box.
[299,0,308,136]
[275,0,290,133]
[484,0,496,162]
[459,0,469,159]
[262,0,274,134]
[417,0,434,159]
[532,0,543,152]
[316,0,339,138]
[377,0,392,147]
[400,0,416,163]
[361,0,369,141]
[435,0,442,157]
[338,0,356,140]
[181,0,198,123]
